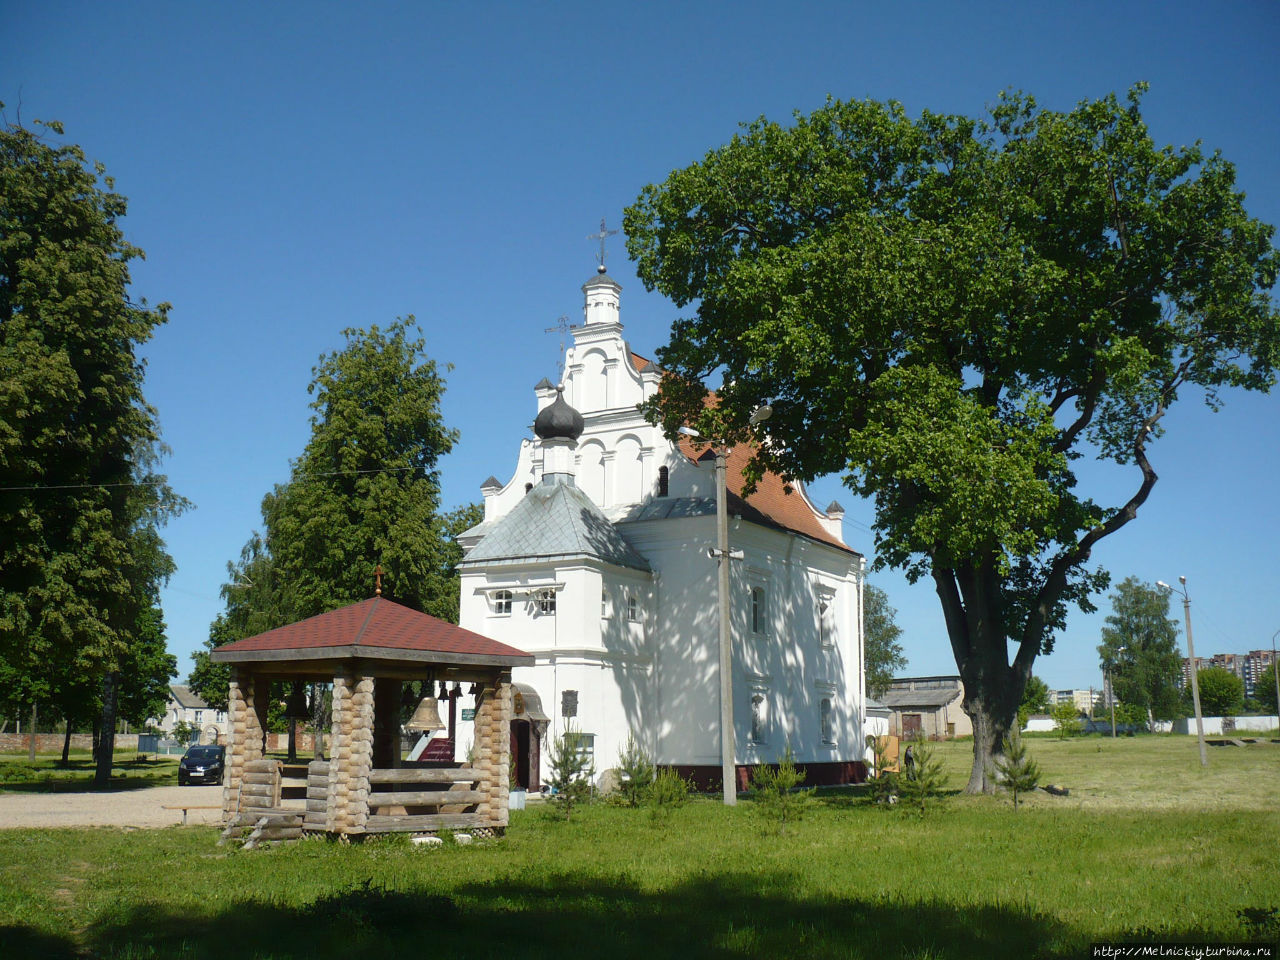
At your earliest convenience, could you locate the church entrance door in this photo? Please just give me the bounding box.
[510,719,534,790]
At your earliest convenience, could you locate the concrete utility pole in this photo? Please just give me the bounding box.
[1159,577,1207,767]
[1271,629,1280,727]
[714,448,735,805]
[684,404,772,807]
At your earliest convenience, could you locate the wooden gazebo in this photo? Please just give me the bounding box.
[210,596,532,840]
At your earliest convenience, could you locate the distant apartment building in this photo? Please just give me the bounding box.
[1181,650,1274,698]
[1049,689,1093,712]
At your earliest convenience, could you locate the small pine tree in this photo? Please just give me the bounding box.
[867,735,898,804]
[615,732,655,808]
[895,741,947,815]
[749,744,816,830]
[990,729,1041,809]
[546,725,595,821]
[646,767,691,816]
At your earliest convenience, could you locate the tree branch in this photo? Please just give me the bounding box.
[932,566,971,666]
[1017,359,1195,674]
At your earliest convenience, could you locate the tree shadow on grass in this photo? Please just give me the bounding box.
[3,869,1083,960]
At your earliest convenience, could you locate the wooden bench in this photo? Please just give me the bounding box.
[161,803,221,825]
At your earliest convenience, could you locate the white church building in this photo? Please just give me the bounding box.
[453,264,869,791]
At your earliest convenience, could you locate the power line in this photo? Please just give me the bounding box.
[0,464,428,494]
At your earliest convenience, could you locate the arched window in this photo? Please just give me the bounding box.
[492,589,512,615]
[524,482,533,494]
[657,465,669,497]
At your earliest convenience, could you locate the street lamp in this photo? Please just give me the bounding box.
[1157,577,1208,768]
[680,404,772,807]
[1107,646,1126,739]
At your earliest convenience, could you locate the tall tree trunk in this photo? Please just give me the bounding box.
[28,702,38,762]
[95,673,118,787]
[61,724,72,766]
[936,561,1030,794]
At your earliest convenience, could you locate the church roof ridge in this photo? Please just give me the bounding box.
[461,480,650,571]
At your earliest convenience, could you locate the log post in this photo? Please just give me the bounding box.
[326,672,374,834]
[326,673,353,833]
[473,672,512,829]
[349,676,374,833]
[224,668,265,822]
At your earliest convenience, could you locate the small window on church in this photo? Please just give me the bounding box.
[627,593,639,622]
[817,590,836,647]
[657,466,669,497]
[493,590,512,616]
[750,693,767,744]
[821,698,834,743]
[751,587,766,635]
[524,482,533,494]
[536,588,556,615]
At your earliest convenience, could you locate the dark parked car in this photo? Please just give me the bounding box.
[178,744,225,785]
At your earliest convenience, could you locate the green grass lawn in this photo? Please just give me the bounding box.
[0,753,180,793]
[1,735,1276,959]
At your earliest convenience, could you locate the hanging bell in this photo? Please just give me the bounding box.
[284,685,310,720]
[406,695,445,732]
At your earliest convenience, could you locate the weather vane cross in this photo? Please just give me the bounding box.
[544,314,577,378]
[587,217,619,271]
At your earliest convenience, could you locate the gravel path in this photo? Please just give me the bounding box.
[0,785,224,829]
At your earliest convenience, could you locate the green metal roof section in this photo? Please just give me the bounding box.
[460,477,651,572]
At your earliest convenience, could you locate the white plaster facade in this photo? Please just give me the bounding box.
[454,268,867,787]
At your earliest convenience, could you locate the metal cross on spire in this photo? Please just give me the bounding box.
[543,314,578,378]
[587,217,619,271]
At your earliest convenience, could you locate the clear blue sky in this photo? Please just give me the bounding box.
[6,1,1278,693]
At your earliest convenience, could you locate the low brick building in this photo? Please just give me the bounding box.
[879,675,970,740]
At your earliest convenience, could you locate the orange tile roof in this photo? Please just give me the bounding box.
[629,351,652,373]
[211,597,533,663]
[676,435,854,553]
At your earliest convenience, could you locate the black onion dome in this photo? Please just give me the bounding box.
[533,386,585,441]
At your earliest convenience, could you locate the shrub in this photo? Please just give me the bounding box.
[896,741,947,816]
[1050,701,1082,739]
[546,725,594,821]
[990,729,1041,809]
[615,732,655,808]
[749,744,816,829]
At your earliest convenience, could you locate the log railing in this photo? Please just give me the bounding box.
[363,766,484,833]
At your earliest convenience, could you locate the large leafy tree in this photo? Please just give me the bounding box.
[1097,576,1183,728]
[0,114,183,783]
[190,319,478,707]
[624,88,1280,791]
[863,583,906,697]
[1256,663,1278,715]
[1193,667,1244,717]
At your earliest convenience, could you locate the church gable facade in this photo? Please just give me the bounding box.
[455,266,868,790]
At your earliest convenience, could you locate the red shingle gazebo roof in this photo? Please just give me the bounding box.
[210,597,533,667]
